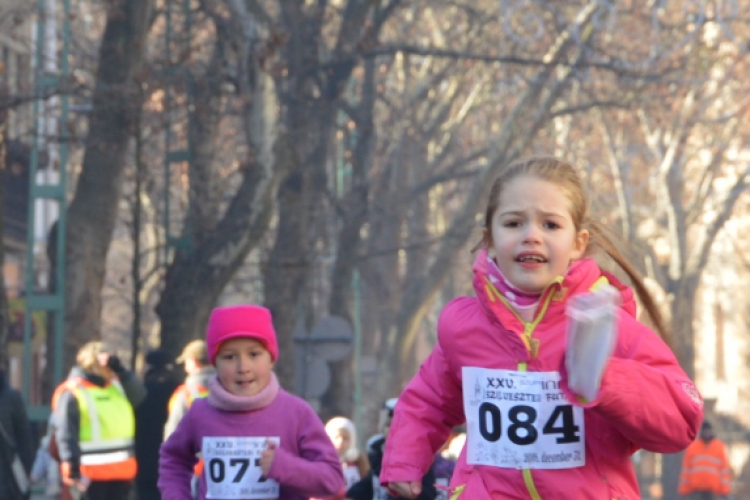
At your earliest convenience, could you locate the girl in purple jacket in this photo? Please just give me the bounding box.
[382,157,703,499]
[159,305,345,500]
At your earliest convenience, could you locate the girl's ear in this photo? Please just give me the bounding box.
[572,228,590,260]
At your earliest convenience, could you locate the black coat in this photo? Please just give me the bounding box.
[0,371,34,500]
[135,365,181,500]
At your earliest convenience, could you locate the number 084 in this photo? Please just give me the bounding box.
[478,403,581,446]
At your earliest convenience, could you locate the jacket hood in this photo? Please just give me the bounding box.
[472,249,637,326]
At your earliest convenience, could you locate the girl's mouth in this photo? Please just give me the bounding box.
[516,254,547,264]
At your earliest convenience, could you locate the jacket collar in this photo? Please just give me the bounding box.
[472,250,636,329]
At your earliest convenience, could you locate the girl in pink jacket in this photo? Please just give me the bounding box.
[381,157,703,499]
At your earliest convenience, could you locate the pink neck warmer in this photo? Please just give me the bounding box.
[485,253,542,309]
[207,372,280,412]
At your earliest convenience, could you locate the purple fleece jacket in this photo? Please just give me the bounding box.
[158,388,344,500]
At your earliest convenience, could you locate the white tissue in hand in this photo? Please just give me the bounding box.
[565,284,620,402]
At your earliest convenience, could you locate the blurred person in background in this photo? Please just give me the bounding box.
[163,340,214,440]
[136,349,181,500]
[0,358,33,500]
[678,421,731,500]
[51,341,146,500]
[313,416,370,500]
[162,339,215,495]
[347,398,436,500]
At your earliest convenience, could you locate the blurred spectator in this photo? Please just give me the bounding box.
[51,341,146,500]
[678,421,731,500]
[0,358,33,500]
[163,340,214,440]
[326,416,370,488]
[135,349,181,500]
[347,399,436,500]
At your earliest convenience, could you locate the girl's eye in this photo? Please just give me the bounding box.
[503,220,521,228]
[221,353,235,360]
[544,221,561,230]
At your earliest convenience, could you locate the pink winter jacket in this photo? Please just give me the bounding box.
[380,254,703,499]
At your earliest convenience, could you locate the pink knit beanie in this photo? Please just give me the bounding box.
[206,305,279,364]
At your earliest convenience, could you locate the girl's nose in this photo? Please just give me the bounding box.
[237,356,251,372]
[523,224,542,243]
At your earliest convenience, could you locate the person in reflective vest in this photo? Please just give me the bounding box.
[164,339,215,482]
[163,339,214,440]
[679,421,732,499]
[51,341,146,500]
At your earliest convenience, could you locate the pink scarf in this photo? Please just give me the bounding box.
[207,372,280,412]
[484,252,542,309]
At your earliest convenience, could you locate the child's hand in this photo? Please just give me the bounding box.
[388,481,421,499]
[259,439,277,477]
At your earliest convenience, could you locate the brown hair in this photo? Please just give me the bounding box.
[480,156,669,343]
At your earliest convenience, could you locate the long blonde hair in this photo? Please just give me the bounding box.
[480,156,669,343]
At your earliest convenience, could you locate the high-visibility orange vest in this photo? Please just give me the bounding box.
[168,382,209,476]
[167,382,209,413]
[52,378,137,482]
[678,438,732,495]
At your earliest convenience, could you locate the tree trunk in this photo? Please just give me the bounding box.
[263,164,313,391]
[320,57,377,419]
[660,284,698,500]
[157,135,293,356]
[64,0,153,370]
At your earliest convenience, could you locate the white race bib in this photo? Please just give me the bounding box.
[202,436,280,499]
[462,367,585,470]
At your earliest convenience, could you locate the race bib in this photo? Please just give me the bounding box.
[462,367,585,470]
[202,436,280,499]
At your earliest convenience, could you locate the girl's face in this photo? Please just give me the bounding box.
[329,428,352,455]
[215,337,274,397]
[487,176,589,293]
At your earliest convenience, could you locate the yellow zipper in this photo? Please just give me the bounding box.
[484,276,561,358]
[477,275,611,500]
[516,362,543,500]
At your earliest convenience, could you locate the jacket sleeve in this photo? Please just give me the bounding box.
[53,389,82,477]
[117,370,147,409]
[380,338,464,485]
[158,406,198,500]
[266,404,345,497]
[562,313,703,453]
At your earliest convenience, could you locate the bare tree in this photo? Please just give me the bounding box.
[64,0,155,369]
